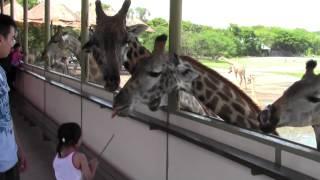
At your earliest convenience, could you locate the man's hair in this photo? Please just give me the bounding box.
[0,14,17,38]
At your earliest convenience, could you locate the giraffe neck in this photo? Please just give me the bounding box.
[125,40,151,73]
[88,54,104,84]
[181,56,261,129]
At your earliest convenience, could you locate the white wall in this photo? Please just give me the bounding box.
[17,67,320,180]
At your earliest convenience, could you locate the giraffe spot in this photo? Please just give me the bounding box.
[196,81,203,90]
[205,96,218,111]
[206,75,219,84]
[232,102,245,115]
[198,95,205,102]
[127,49,132,59]
[139,47,145,55]
[248,111,260,129]
[236,115,248,128]
[217,92,229,101]
[204,78,218,90]
[222,85,233,99]
[134,51,138,58]
[205,90,212,99]
[133,42,138,48]
[236,97,245,106]
[219,105,232,123]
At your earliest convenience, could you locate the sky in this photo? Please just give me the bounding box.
[59,0,320,31]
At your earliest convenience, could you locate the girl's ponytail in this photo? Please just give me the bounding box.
[56,141,63,158]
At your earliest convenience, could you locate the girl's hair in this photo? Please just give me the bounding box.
[56,122,82,157]
[13,43,21,49]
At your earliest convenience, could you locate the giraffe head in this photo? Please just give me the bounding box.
[258,76,320,133]
[113,53,199,117]
[42,28,81,62]
[82,0,132,91]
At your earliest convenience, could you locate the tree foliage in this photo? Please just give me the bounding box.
[17,0,39,9]
[19,2,320,60]
[140,18,320,59]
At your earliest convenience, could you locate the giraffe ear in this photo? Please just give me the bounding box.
[127,24,148,36]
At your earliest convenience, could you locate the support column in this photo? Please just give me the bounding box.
[23,0,28,60]
[168,0,182,112]
[44,0,50,69]
[10,0,14,19]
[80,0,89,82]
[169,0,182,54]
[0,0,4,14]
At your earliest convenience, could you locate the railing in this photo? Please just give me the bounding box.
[16,63,320,180]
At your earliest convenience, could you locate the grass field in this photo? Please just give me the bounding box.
[200,57,320,78]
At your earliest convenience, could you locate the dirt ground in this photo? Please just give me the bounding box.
[216,60,316,149]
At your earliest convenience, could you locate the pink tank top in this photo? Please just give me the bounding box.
[53,152,82,180]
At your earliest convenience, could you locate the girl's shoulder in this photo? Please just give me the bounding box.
[72,151,87,169]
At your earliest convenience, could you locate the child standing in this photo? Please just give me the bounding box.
[53,123,98,180]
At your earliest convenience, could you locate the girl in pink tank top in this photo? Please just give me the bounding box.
[53,123,99,180]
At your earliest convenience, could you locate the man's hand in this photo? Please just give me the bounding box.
[18,148,27,172]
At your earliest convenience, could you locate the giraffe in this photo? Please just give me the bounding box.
[122,32,209,116]
[50,57,69,75]
[226,60,247,89]
[81,0,131,91]
[42,29,104,84]
[43,27,209,116]
[112,53,272,132]
[41,26,74,67]
[258,59,320,149]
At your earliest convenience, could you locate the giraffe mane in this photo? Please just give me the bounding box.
[180,55,261,112]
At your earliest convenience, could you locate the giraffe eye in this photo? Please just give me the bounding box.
[148,71,161,77]
[182,69,192,76]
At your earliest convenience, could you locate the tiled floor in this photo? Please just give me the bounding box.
[11,97,56,180]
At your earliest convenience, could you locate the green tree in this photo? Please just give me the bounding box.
[229,25,262,56]
[134,7,150,22]
[102,3,110,11]
[17,0,40,9]
[140,18,169,51]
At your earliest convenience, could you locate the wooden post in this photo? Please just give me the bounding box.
[23,0,28,59]
[0,0,4,14]
[169,0,182,55]
[44,0,50,70]
[80,0,89,82]
[168,0,182,112]
[10,0,14,19]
